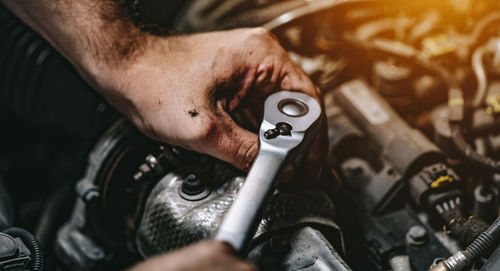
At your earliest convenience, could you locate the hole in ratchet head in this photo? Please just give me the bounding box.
[278,99,309,117]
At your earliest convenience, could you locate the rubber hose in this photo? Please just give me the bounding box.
[0,5,107,138]
[4,227,44,271]
[466,216,500,259]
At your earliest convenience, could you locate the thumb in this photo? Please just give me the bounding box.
[204,110,259,171]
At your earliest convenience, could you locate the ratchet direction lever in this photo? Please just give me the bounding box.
[215,91,322,254]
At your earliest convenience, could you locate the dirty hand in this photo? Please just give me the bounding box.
[128,240,256,271]
[1,0,326,177]
[95,28,327,176]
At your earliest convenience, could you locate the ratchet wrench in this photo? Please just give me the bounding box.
[215,91,322,254]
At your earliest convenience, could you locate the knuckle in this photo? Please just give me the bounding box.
[245,27,279,46]
[235,140,258,171]
[209,240,233,254]
[249,27,272,38]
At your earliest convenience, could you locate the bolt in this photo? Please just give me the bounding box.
[133,171,144,182]
[276,122,292,135]
[139,163,151,174]
[264,122,293,139]
[264,128,280,139]
[181,174,205,196]
[406,225,428,246]
[83,189,100,205]
[145,154,158,168]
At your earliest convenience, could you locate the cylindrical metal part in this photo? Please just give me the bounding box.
[333,80,444,178]
[389,255,412,271]
[429,262,449,271]
[442,251,471,271]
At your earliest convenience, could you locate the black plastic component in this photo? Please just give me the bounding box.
[0,233,18,260]
[473,185,497,224]
[448,216,489,246]
[3,228,43,271]
[0,232,32,271]
[408,163,460,208]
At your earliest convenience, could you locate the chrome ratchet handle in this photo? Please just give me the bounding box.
[215,91,322,254]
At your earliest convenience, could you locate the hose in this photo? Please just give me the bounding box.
[447,216,489,246]
[3,227,44,271]
[0,5,108,137]
[431,216,500,271]
[472,46,488,108]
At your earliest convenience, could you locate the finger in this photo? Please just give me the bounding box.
[197,109,259,171]
[279,61,321,100]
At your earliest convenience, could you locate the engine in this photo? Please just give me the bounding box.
[3,0,500,270]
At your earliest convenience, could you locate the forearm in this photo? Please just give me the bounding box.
[0,0,147,86]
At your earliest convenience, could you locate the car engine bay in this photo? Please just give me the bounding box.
[3,0,500,270]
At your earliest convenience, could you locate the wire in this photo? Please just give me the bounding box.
[434,215,500,271]
[3,227,44,271]
[470,11,500,48]
[472,46,488,108]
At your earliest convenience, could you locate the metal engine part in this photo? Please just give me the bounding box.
[55,118,346,271]
[136,166,343,259]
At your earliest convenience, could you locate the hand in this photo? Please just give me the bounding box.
[128,240,256,271]
[93,27,327,177]
[0,0,327,178]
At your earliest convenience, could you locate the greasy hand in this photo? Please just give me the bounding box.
[127,240,256,271]
[94,27,327,176]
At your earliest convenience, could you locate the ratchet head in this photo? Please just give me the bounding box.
[259,91,322,156]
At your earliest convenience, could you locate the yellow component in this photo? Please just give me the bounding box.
[431,176,454,189]
[422,34,457,58]
[448,97,464,106]
[486,94,500,113]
